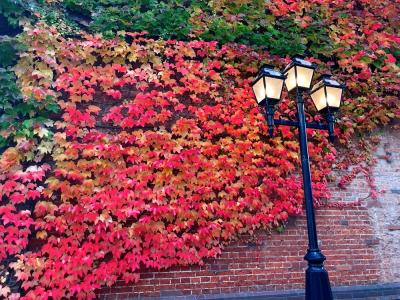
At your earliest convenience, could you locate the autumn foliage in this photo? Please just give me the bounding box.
[0,0,399,298]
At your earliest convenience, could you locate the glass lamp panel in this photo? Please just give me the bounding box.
[284,67,296,92]
[326,86,342,108]
[252,77,266,104]
[311,87,327,111]
[296,66,314,89]
[265,76,284,100]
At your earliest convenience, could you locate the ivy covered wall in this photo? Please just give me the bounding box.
[0,1,399,299]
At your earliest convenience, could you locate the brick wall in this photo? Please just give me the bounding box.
[98,129,400,299]
[326,129,400,283]
[367,130,400,282]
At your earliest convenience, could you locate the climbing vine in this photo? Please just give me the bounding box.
[0,0,399,298]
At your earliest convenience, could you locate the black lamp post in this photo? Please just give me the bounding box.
[251,56,345,300]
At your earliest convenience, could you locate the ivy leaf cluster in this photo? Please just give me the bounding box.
[0,69,59,152]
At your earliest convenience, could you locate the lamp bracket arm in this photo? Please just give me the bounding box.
[273,118,329,130]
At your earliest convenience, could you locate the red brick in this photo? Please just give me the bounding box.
[99,202,388,299]
[387,225,400,231]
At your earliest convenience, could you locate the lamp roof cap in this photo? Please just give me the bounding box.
[252,65,285,85]
[311,74,345,93]
[283,55,317,73]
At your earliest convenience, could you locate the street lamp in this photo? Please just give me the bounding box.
[251,56,345,300]
[252,64,286,105]
[283,55,316,91]
[310,74,345,142]
[252,65,286,136]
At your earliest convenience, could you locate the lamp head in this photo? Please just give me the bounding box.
[283,55,316,92]
[310,74,345,114]
[251,64,286,106]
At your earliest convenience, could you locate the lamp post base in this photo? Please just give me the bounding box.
[304,250,333,300]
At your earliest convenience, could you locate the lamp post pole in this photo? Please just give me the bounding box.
[296,89,333,300]
[251,58,345,300]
